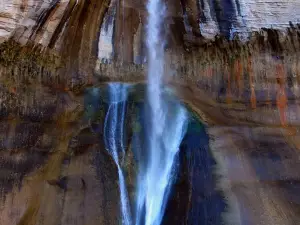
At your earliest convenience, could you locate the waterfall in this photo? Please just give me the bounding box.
[100,0,188,223]
[103,83,132,225]
[134,0,188,224]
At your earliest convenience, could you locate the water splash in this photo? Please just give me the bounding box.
[103,83,132,225]
[146,103,187,225]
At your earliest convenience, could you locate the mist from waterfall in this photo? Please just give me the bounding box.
[101,0,188,223]
[103,83,132,225]
[134,0,188,224]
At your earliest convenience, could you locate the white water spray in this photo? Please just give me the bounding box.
[103,83,132,225]
[134,0,188,224]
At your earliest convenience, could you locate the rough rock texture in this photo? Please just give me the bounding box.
[174,79,300,225]
[1,0,300,60]
[1,0,300,225]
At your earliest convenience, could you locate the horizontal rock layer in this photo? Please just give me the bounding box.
[1,0,300,62]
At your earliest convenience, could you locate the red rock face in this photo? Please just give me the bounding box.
[1,1,300,225]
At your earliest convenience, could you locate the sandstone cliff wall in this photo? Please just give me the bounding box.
[0,1,300,225]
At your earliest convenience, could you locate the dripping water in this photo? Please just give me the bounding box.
[103,83,132,225]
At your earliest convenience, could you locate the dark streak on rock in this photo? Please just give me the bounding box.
[29,0,61,41]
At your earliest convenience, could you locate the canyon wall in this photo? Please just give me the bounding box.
[1,0,300,60]
[0,1,300,225]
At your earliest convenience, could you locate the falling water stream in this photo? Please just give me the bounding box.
[102,0,188,223]
[134,0,188,224]
[103,84,132,225]
[87,81,225,225]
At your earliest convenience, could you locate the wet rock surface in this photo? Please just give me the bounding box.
[1,0,300,225]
